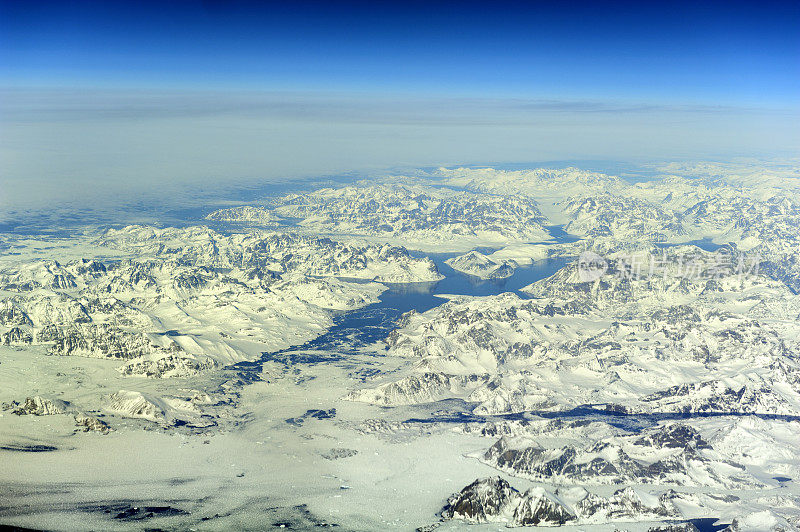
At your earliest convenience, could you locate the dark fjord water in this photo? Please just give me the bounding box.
[261,254,572,360]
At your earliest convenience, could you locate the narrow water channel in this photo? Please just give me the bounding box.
[251,254,572,363]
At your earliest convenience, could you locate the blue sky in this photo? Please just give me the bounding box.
[0,1,798,211]
[2,0,798,105]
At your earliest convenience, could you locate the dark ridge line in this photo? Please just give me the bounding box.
[403,405,800,426]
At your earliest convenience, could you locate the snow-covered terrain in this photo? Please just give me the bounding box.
[2,161,800,531]
[0,225,440,376]
[445,250,517,280]
[206,183,553,251]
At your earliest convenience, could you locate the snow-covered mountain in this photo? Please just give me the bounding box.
[0,225,441,383]
[445,250,516,279]
[351,246,800,418]
[206,183,553,250]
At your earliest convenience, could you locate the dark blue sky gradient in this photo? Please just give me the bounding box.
[2,0,798,105]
